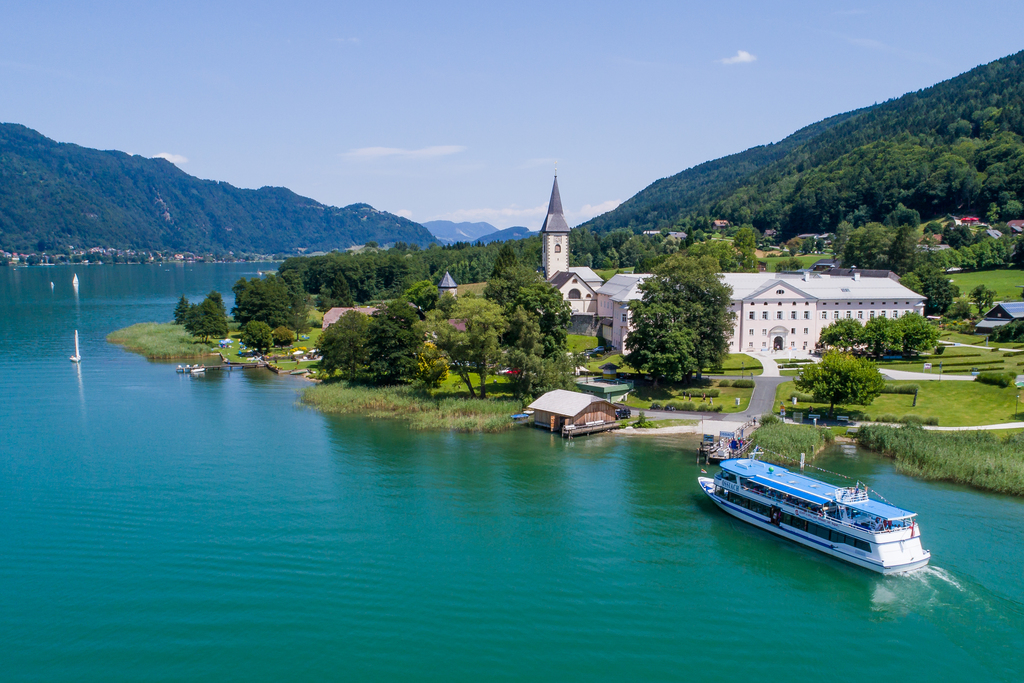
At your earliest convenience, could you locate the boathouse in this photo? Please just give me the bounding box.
[527,389,618,433]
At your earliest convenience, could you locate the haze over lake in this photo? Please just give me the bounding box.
[2,263,1023,681]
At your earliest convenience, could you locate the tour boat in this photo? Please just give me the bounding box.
[70,330,81,363]
[699,455,929,574]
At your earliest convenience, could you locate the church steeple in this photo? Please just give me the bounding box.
[541,175,570,234]
[541,174,570,279]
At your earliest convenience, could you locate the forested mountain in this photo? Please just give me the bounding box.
[582,50,1024,239]
[0,124,436,253]
[478,226,534,244]
[421,220,498,243]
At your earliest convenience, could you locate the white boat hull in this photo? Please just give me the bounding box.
[699,477,930,575]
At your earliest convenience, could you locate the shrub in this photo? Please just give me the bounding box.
[874,413,900,423]
[788,391,815,403]
[731,379,755,388]
[717,379,732,387]
[272,326,294,347]
[680,401,697,411]
[882,383,919,394]
[975,371,1016,388]
[900,415,925,426]
[759,413,780,426]
[933,345,945,355]
[709,404,723,412]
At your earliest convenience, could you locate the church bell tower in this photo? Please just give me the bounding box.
[540,174,570,279]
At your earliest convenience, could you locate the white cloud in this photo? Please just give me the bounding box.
[431,199,621,229]
[719,50,757,65]
[394,209,413,219]
[153,153,188,164]
[574,200,621,221]
[344,145,466,160]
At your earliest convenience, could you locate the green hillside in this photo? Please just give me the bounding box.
[583,50,1024,238]
[0,124,436,254]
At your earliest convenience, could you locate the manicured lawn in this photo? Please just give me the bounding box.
[762,254,825,270]
[623,379,753,413]
[594,267,634,281]
[568,334,599,353]
[220,325,324,364]
[949,268,1024,302]
[642,418,699,428]
[432,371,516,399]
[708,353,763,376]
[774,379,1024,427]
[876,347,1024,375]
[585,353,637,373]
[939,331,989,345]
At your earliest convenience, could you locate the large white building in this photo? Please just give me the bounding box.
[599,270,926,353]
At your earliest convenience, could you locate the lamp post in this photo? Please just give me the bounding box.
[1017,394,1020,419]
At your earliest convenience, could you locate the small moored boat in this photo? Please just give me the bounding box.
[699,454,929,574]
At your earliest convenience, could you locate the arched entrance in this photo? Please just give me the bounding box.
[770,326,788,352]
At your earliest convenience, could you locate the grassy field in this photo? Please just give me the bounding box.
[585,353,636,373]
[856,425,1024,496]
[107,323,219,359]
[875,345,1024,375]
[639,418,699,428]
[949,268,1024,302]
[761,254,825,271]
[623,378,753,413]
[708,353,763,376]
[774,379,1024,426]
[568,334,599,353]
[301,381,521,432]
[594,267,634,281]
[939,331,990,345]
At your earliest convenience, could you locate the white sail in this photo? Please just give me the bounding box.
[50,281,54,290]
[70,330,81,363]
[72,273,79,286]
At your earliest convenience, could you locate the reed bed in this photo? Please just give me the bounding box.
[107,322,214,359]
[301,381,521,433]
[855,425,1024,496]
[749,420,833,463]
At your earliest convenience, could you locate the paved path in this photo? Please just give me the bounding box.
[880,368,975,381]
[923,422,1024,431]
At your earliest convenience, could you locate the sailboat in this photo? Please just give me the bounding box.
[50,281,54,290]
[70,330,81,363]
[72,273,79,291]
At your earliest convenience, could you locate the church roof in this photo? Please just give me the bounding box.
[540,176,570,233]
[439,271,458,289]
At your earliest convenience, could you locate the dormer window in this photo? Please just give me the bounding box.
[776,289,785,294]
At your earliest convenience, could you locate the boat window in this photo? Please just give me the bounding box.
[854,539,871,552]
[721,472,737,483]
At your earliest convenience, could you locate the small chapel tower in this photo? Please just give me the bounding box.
[540,174,570,280]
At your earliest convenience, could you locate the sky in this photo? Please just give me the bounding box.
[3,1,1024,230]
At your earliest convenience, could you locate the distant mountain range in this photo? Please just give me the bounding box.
[422,220,535,244]
[582,49,1024,240]
[0,123,436,254]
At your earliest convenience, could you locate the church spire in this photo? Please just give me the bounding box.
[540,175,569,233]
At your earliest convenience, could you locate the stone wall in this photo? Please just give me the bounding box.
[569,314,599,337]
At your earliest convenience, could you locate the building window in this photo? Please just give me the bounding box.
[879,311,886,318]
[803,341,807,350]
[892,310,898,318]
[777,312,783,320]
[748,342,753,348]
[821,311,828,319]
[803,311,810,319]
[790,311,797,320]
[621,313,627,322]
[791,328,796,334]
[870,311,875,319]
[749,329,754,336]
[833,311,840,319]
[846,311,852,319]
[776,289,785,294]
[554,244,561,253]
[568,289,581,300]
[749,311,755,320]
[857,311,863,319]
[762,329,767,336]
[762,312,769,320]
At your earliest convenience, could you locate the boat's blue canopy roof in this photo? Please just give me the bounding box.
[719,458,917,519]
[843,498,916,520]
[749,474,832,506]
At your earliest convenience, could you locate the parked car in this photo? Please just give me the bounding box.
[615,408,632,420]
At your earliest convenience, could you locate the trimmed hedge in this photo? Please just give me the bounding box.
[975,371,1016,388]
[717,379,732,387]
[882,383,919,394]
[731,379,755,388]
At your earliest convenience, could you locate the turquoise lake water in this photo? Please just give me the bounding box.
[1,263,1023,681]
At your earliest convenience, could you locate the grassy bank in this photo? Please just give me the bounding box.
[775,379,1023,427]
[749,420,834,462]
[856,425,1024,496]
[107,323,217,359]
[301,381,522,432]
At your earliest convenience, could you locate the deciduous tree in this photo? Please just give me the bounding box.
[365,299,422,385]
[319,311,370,379]
[425,298,508,398]
[241,320,273,355]
[818,318,864,352]
[794,351,885,413]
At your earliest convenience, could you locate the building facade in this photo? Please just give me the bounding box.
[596,270,926,353]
